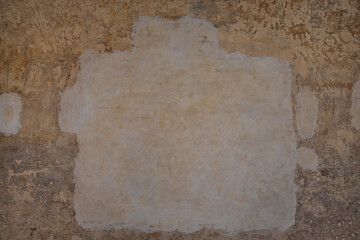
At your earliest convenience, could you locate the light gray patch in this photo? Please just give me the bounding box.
[296,147,318,171]
[295,86,318,139]
[0,93,22,136]
[350,81,360,130]
[59,15,297,233]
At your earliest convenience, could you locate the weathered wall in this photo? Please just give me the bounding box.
[60,16,298,233]
[0,1,359,240]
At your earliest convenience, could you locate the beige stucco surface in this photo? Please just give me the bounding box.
[60,16,297,233]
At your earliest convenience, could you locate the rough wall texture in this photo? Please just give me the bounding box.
[0,0,359,240]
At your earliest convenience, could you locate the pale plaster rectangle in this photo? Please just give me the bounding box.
[59,16,297,233]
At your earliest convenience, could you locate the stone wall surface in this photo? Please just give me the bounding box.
[0,0,359,240]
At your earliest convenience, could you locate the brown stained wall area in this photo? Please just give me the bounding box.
[0,0,359,239]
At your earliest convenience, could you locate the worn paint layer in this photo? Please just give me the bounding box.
[295,87,318,139]
[0,93,22,136]
[59,16,297,233]
[351,81,360,130]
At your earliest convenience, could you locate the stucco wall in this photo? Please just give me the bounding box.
[0,1,359,239]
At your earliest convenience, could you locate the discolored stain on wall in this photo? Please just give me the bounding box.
[295,86,318,139]
[295,147,318,171]
[0,93,22,136]
[351,81,360,130]
[59,16,297,233]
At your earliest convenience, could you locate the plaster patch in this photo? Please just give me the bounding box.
[59,15,297,233]
[295,147,318,171]
[295,86,318,139]
[350,81,360,130]
[0,93,22,136]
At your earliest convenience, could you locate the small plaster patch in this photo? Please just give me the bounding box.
[296,147,318,171]
[60,15,297,233]
[0,93,22,136]
[350,81,360,130]
[295,86,318,139]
